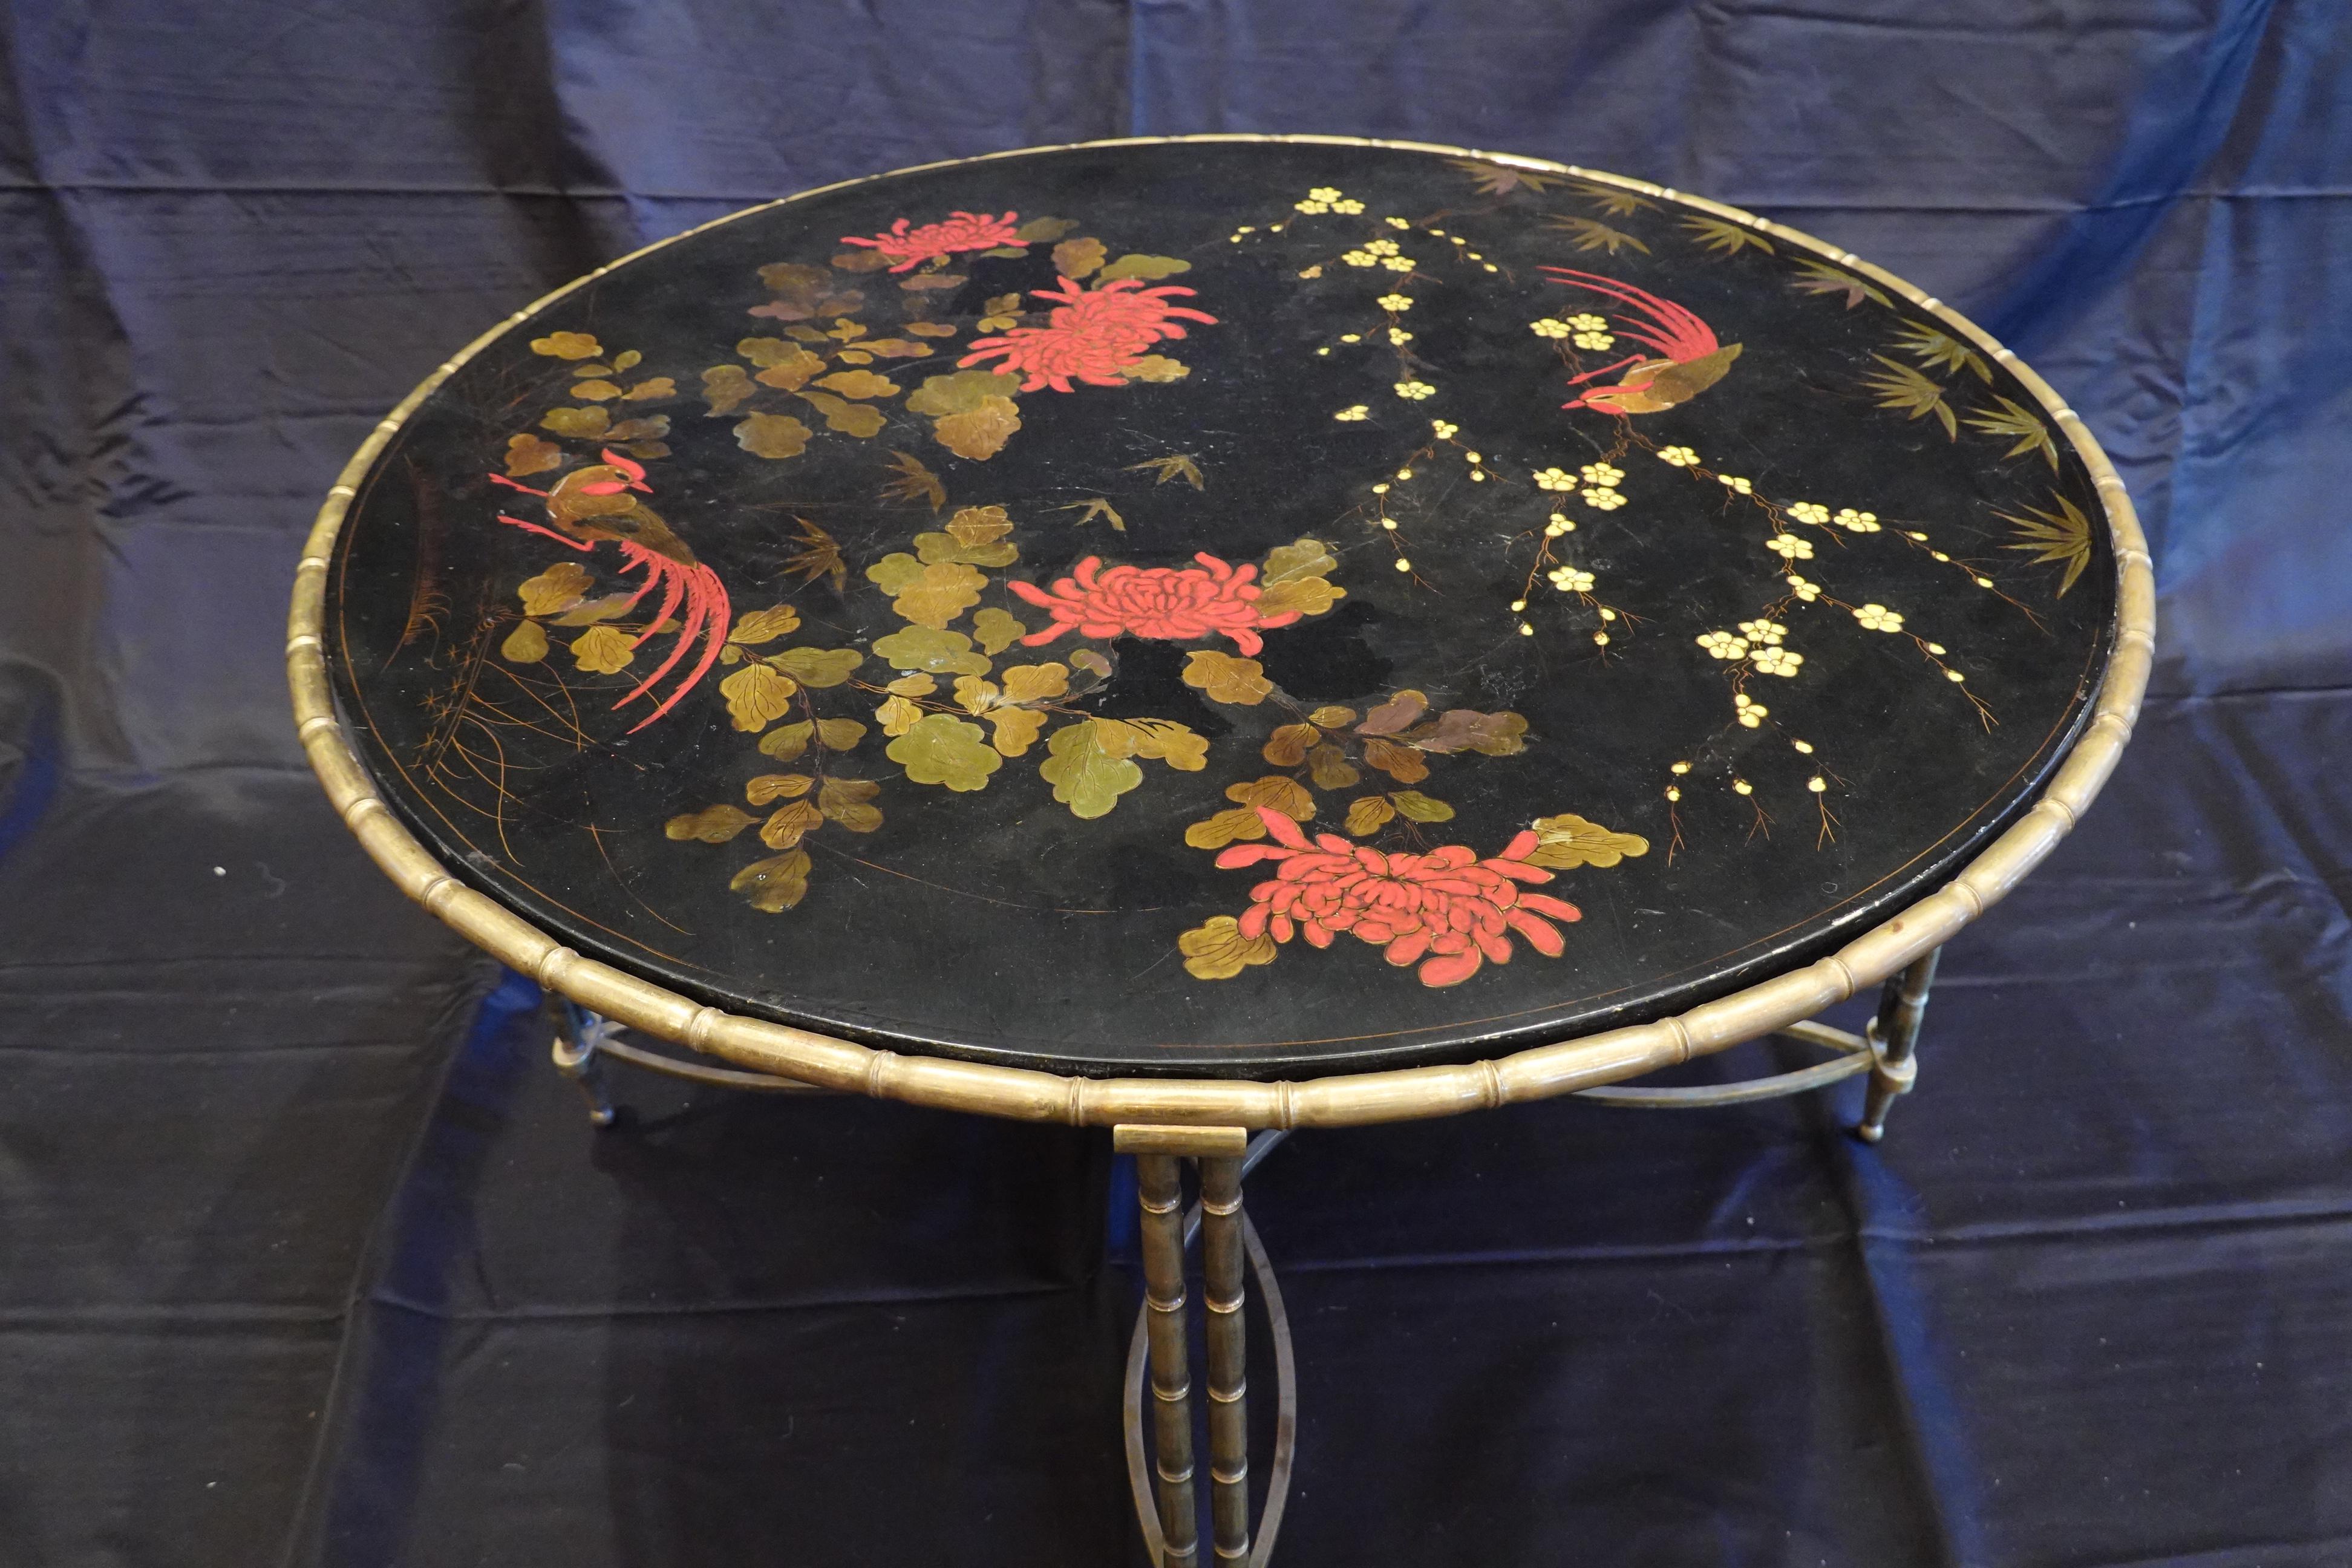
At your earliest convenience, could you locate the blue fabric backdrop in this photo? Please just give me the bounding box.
[2,3,2347,1564]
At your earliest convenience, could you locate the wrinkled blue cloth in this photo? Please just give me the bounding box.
[1,3,2347,1564]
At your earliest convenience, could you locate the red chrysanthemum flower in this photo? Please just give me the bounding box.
[1214,809,1582,987]
[1007,553,1299,656]
[839,210,1024,273]
[958,276,1219,391]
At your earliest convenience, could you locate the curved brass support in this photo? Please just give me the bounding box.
[1573,1021,1872,1108]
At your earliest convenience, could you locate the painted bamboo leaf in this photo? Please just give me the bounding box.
[1998,494,2094,595]
[1964,395,2060,471]
[1681,215,1774,258]
[1861,354,1959,439]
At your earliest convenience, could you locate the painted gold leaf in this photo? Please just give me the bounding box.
[758,799,823,849]
[872,626,991,675]
[517,561,592,616]
[735,412,812,459]
[500,620,549,662]
[665,804,754,843]
[888,712,1002,792]
[1178,915,1277,980]
[1344,796,1396,836]
[1039,719,1142,817]
[1261,538,1341,585]
[505,434,564,476]
[866,552,927,595]
[832,247,893,272]
[757,720,814,760]
[1264,722,1319,766]
[570,624,635,675]
[756,351,828,393]
[860,339,935,359]
[1413,708,1529,756]
[731,849,811,912]
[886,674,937,696]
[1013,216,1078,243]
[815,717,867,751]
[1124,718,1208,771]
[1119,356,1189,383]
[623,376,675,400]
[745,773,814,805]
[906,370,1023,418]
[915,528,1019,568]
[530,332,602,360]
[1053,237,1106,278]
[904,321,961,338]
[1308,705,1357,728]
[987,709,1047,756]
[1307,743,1361,791]
[1184,806,1272,851]
[759,263,828,293]
[880,449,946,509]
[1388,790,1454,823]
[817,366,898,402]
[728,605,803,645]
[817,777,884,832]
[1098,253,1191,283]
[770,647,863,687]
[945,505,1013,546]
[702,364,756,416]
[720,662,797,731]
[874,695,925,737]
[1524,812,1650,869]
[570,379,624,402]
[1256,578,1345,618]
[1227,775,1315,820]
[1356,691,1429,736]
[892,561,985,629]
[970,607,1028,655]
[604,416,669,442]
[997,662,1070,704]
[1362,737,1429,783]
[1059,497,1124,531]
[934,397,1021,461]
[1181,650,1273,705]
[799,389,886,437]
[1126,454,1204,490]
[540,405,610,438]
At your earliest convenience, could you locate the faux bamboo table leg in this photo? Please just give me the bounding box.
[1135,1149,1201,1567]
[1199,1155,1250,1564]
[1857,947,1941,1143]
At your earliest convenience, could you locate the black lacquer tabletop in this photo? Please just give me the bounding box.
[323,139,2115,1077]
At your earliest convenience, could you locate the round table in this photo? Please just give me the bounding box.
[289,136,2150,1566]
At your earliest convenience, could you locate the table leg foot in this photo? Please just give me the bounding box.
[1122,1129,1297,1568]
[544,994,618,1128]
[1856,947,1939,1144]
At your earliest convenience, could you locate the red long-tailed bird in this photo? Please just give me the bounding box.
[1543,267,1743,414]
[488,450,730,732]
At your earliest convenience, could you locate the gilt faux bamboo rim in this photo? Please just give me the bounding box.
[287,133,2155,1131]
